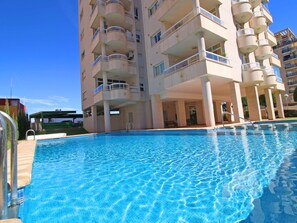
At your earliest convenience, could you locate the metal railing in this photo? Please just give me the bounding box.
[25,129,35,140]
[160,6,224,40]
[0,111,18,219]
[258,39,269,46]
[221,111,254,128]
[163,51,229,76]
[237,28,255,37]
[242,62,261,70]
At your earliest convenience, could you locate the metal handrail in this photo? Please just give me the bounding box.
[222,111,254,128]
[0,114,8,219]
[0,111,18,209]
[25,129,35,141]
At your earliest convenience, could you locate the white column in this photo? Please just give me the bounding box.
[175,100,187,127]
[192,0,200,7]
[196,32,206,60]
[275,91,285,118]
[104,101,111,132]
[151,95,164,129]
[230,82,244,123]
[246,86,262,121]
[201,77,215,127]
[91,105,98,132]
[264,88,276,120]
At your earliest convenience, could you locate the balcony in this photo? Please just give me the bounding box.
[285,63,297,70]
[105,1,133,30]
[287,71,297,78]
[261,4,273,24]
[92,54,137,78]
[106,26,132,52]
[89,2,105,29]
[265,28,277,46]
[242,62,264,86]
[163,51,232,89]
[160,7,227,55]
[262,67,277,87]
[93,83,140,104]
[237,28,258,54]
[255,39,272,60]
[232,0,253,24]
[249,0,261,8]
[269,53,281,67]
[250,11,267,34]
[91,29,107,54]
[288,80,297,87]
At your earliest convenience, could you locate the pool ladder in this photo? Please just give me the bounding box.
[221,111,255,128]
[0,111,19,219]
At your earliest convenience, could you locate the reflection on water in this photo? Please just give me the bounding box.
[242,149,297,223]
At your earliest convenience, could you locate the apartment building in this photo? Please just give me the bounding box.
[79,0,151,132]
[79,0,285,132]
[274,28,297,104]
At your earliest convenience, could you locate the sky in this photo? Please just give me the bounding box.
[0,1,296,115]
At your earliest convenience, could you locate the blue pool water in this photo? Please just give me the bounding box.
[21,130,297,222]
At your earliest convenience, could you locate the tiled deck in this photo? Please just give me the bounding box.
[1,140,37,223]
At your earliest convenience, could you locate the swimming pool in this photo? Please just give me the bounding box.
[20,129,297,222]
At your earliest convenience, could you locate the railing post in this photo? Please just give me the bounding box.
[0,114,8,219]
[0,111,18,207]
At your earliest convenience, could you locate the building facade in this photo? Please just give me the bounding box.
[274,28,297,105]
[0,98,26,117]
[79,0,285,132]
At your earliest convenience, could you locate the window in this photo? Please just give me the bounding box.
[153,62,165,77]
[83,91,87,101]
[151,31,161,46]
[140,83,145,91]
[80,29,84,41]
[148,1,159,17]
[136,34,141,43]
[272,65,282,82]
[81,50,85,60]
[79,9,84,22]
[134,7,139,20]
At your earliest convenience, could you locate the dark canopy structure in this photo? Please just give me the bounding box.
[30,110,83,122]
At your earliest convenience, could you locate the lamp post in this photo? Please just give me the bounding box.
[284,94,288,107]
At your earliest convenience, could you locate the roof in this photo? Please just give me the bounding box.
[29,110,83,119]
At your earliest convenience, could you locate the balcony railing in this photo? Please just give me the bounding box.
[253,11,264,17]
[107,83,129,91]
[237,28,255,37]
[94,84,104,94]
[242,62,261,70]
[258,39,269,45]
[160,6,224,40]
[93,53,136,68]
[272,52,279,59]
[287,71,297,77]
[163,51,229,75]
[232,0,249,3]
[285,63,297,69]
[288,80,297,86]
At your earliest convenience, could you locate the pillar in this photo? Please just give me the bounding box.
[175,100,187,127]
[151,95,164,129]
[226,102,234,122]
[275,91,285,118]
[91,105,98,132]
[201,77,215,127]
[264,88,276,120]
[196,101,205,125]
[192,0,200,8]
[246,86,262,121]
[196,32,206,60]
[230,82,244,123]
[214,101,222,123]
[104,101,111,132]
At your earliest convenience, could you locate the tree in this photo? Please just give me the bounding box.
[294,87,297,102]
[17,110,30,140]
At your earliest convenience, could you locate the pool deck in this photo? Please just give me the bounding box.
[7,140,37,188]
[0,140,37,223]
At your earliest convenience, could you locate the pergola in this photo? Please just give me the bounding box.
[30,110,83,123]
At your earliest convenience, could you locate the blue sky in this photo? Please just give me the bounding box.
[0,1,296,115]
